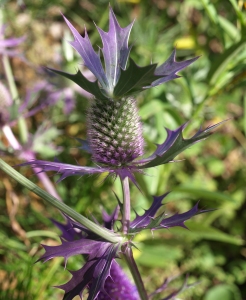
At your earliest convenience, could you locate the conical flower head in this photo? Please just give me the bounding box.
[87,97,144,166]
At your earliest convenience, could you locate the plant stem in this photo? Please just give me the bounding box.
[121,244,148,300]
[121,176,130,234]
[0,158,122,244]
[2,125,62,200]
[2,54,28,144]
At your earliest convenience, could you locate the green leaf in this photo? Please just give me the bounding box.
[229,0,246,28]
[135,244,183,267]
[218,16,240,42]
[48,68,108,100]
[208,40,245,86]
[113,58,161,97]
[201,0,218,25]
[173,186,236,203]
[204,284,242,300]
[139,99,168,120]
[170,221,244,245]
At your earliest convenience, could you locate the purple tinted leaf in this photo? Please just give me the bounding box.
[19,81,50,113]
[51,219,78,242]
[0,28,26,60]
[63,15,108,89]
[130,200,212,233]
[59,243,118,300]
[38,239,106,266]
[161,276,198,300]
[59,258,97,299]
[63,88,76,115]
[102,206,119,230]
[130,192,169,230]
[149,276,178,299]
[75,138,92,153]
[96,7,134,88]
[18,160,111,182]
[138,121,225,169]
[156,202,201,230]
[0,36,26,48]
[149,49,199,87]
[97,260,139,300]
[88,244,118,300]
[65,216,105,240]
[115,167,142,189]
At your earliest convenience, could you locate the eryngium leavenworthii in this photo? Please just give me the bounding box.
[19,7,223,182]
[87,97,143,166]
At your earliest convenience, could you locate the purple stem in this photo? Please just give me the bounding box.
[121,176,130,234]
[121,243,148,300]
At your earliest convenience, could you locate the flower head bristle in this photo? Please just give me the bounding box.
[87,97,144,166]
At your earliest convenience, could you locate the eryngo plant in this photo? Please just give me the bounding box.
[22,7,222,183]
[6,6,222,300]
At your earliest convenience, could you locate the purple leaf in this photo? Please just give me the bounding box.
[51,219,78,242]
[0,36,26,48]
[130,192,169,229]
[75,138,92,153]
[156,202,201,230]
[38,239,107,266]
[161,276,198,300]
[102,206,119,230]
[96,260,139,300]
[96,7,134,89]
[149,49,199,87]
[18,160,111,182]
[138,121,225,169]
[63,15,108,89]
[58,243,118,300]
[88,244,118,300]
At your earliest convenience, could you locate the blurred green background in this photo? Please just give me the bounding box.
[0,0,246,299]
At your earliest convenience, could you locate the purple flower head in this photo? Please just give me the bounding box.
[19,7,223,184]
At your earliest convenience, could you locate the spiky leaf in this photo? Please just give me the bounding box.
[48,68,108,99]
[149,49,199,87]
[97,7,134,89]
[130,193,169,230]
[113,59,161,97]
[139,121,225,169]
[63,15,108,89]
